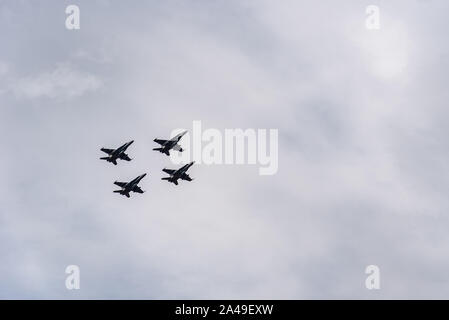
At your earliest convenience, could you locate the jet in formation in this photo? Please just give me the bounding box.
[153,131,187,156]
[162,161,195,185]
[100,140,134,165]
[113,173,147,198]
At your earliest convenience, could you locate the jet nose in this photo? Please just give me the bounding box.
[129,140,134,144]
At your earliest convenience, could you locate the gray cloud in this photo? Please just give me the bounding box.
[1,0,449,299]
[11,63,103,99]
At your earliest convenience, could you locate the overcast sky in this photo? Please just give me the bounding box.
[1,0,449,299]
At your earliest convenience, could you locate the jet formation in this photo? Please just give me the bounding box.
[100,132,194,198]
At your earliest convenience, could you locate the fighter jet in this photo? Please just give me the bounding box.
[162,161,194,185]
[113,173,147,198]
[153,131,187,156]
[100,140,134,165]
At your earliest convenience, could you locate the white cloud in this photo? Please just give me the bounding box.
[355,17,410,80]
[12,63,103,99]
[0,61,8,76]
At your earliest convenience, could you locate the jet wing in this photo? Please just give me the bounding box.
[101,148,114,155]
[132,185,144,193]
[119,154,132,161]
[163,168,176,175]
[154,139,168,146]
[114,181,127,188]
[181,173,192,181]
[172,144,182,151]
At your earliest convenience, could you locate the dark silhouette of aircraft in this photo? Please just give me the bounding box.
[153,131,187,156]
[162,162,194,185]
[113,173,146,198]
[100,140,134,165]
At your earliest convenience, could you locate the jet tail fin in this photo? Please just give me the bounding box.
[161,177,178,185]
[153,148,170,156]
[100,157,117,165]
[114,190,130,198]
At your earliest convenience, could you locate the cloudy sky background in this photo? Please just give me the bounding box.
[1,0,449,299]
